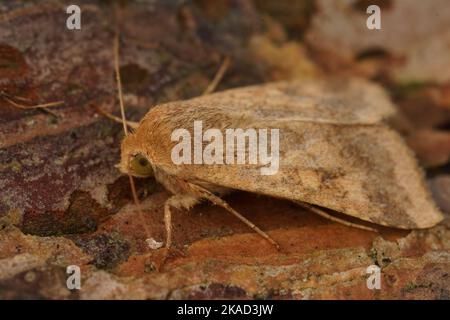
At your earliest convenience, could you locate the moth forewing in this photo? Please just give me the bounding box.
[122,78,443,232]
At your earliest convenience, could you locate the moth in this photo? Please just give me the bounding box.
[116,77,444,255]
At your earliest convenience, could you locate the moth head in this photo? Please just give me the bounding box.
[118,134,154,178]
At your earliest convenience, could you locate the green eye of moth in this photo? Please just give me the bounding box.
[118,78,444,255]
[130,153,153,177]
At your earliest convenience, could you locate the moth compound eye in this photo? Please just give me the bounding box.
[130,153,153,177]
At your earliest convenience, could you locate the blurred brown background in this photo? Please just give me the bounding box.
[0,0,449,299]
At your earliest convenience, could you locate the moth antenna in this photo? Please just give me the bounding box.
[113,3,152,242]
[202,56,230,96]
[113,12,128,136]
[297,202,378,232]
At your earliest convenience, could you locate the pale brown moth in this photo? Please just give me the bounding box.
[116,77,444,258]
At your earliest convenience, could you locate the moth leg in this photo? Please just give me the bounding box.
[94,106,139,130]
[161,194,200,264]
[191,185,280,250]
[163,200,173,260]
[298,202,378,232]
